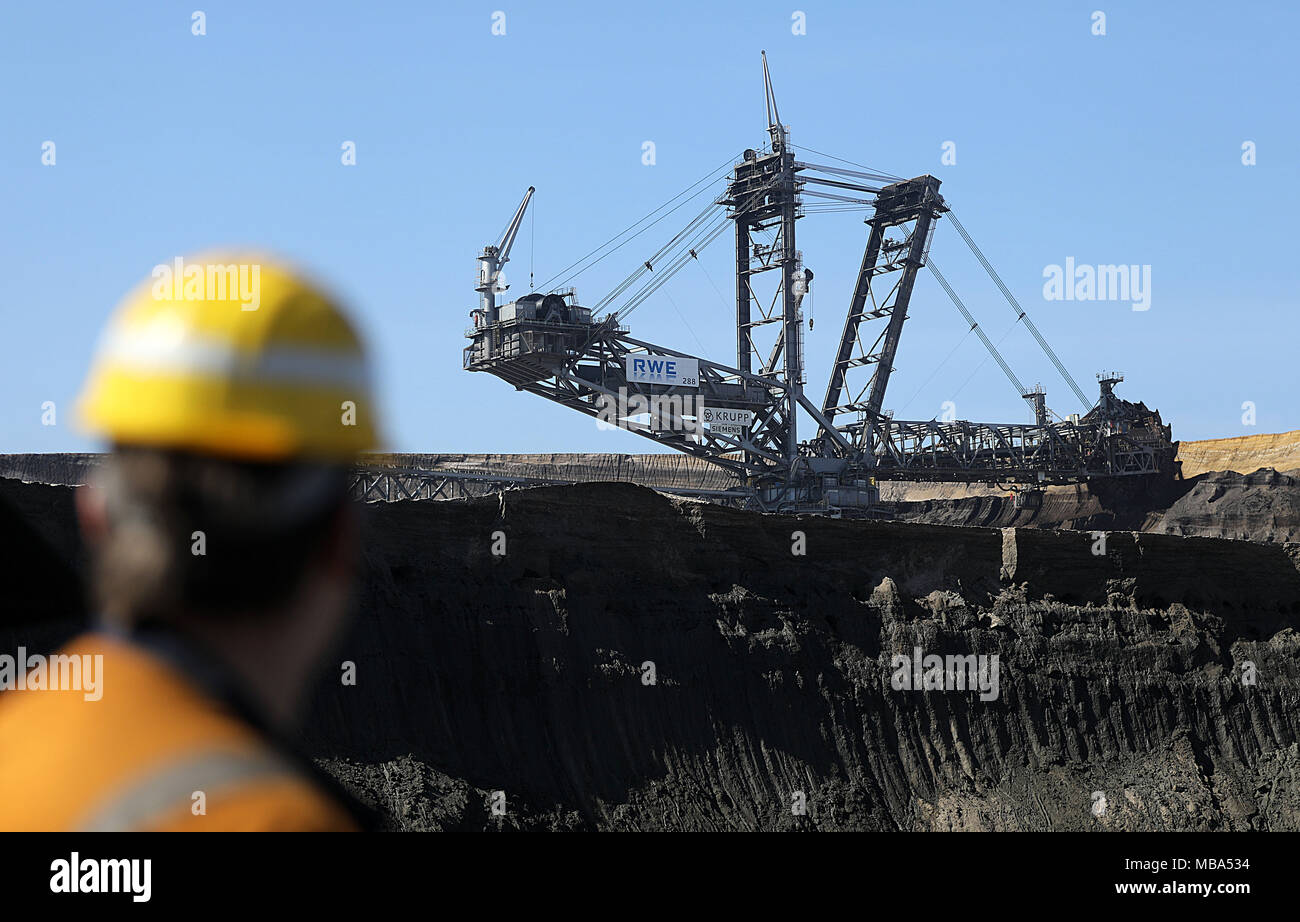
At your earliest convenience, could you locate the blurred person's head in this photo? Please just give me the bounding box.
[73,253,379,726]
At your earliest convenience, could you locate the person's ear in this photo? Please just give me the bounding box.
[320,500,359,582]
[75,479,109,547]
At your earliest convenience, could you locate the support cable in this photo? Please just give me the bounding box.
[894,326,975,417]
[691,249,730,311]
[593,200,720,315]
[927,259,1027,399]
[662,289,708,354]
[614,214,732,322]
[944,211,1092,410]
[607,168,785,324]
[789,144,904,182]
[536,152,740,294]
[949,319,1021,406]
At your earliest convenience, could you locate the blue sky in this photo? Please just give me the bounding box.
[2,0,1297,455]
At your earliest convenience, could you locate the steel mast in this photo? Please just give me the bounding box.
[727,51,804,478]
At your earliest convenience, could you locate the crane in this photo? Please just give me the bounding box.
[475,186,534,326]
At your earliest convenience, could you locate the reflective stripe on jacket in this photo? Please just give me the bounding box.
[0,632,360,831]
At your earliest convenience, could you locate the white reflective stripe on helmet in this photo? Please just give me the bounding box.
[98,324,370,392]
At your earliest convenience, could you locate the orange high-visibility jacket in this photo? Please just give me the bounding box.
[0,632,361,831]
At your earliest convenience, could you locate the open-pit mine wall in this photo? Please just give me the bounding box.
[2,473,1300,830]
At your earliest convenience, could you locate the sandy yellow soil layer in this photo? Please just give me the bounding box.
[1177,429,1300,477]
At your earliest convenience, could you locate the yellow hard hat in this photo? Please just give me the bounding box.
[78,253,378,462]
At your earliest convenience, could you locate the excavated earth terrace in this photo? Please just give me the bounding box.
[1,434,1298,830]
